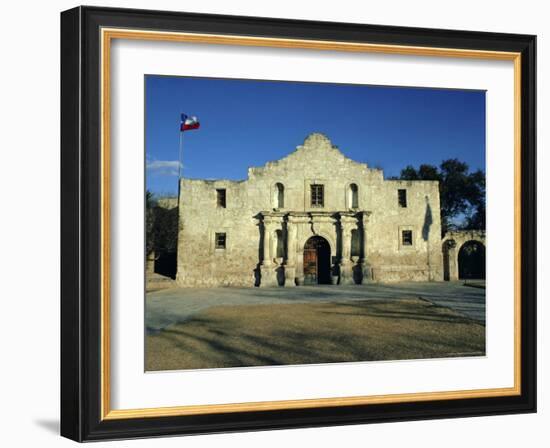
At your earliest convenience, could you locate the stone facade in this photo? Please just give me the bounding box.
[176,133,444,287]
[442,230,486,281]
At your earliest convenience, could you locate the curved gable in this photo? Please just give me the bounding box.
[248,133,376,180]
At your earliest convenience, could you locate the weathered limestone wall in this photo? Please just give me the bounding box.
[366,179,443,282]
[176,133,443,287]
[176,178,259,287]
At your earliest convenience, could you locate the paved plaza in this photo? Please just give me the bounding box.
[146,282,485,333]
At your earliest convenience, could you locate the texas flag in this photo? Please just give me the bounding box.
[180,113,200,131]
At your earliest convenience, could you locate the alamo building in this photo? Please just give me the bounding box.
[176,133,481,287]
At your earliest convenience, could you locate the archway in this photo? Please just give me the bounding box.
[458,240,486,280]
[303,236,331,285]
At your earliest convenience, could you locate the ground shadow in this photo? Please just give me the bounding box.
[146,298,485,371]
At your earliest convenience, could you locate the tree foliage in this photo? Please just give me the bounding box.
[146,190,156,256]
[145,191,179,256]
[153,206,178,254]
[399,159,485,235]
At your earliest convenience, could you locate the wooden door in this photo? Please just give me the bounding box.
[303,246,318,284]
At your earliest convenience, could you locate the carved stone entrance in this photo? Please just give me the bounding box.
[303,236,331,285]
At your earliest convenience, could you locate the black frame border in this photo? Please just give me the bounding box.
[61,6,536,442]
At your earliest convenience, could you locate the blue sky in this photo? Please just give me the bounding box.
[145,75,485,196]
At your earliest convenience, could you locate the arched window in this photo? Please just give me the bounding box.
[274,183,284,209]
[348,183,358,209]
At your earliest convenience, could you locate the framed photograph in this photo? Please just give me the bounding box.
[60,6,536,441]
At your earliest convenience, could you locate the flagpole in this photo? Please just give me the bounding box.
[178,129,183,180]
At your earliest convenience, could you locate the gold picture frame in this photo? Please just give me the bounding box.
[61,6,536,441]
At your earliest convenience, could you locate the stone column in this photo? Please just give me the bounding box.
[292,213,310,286]
[443,239,459,281]
[449,245,459,281]
[260,214,282,287]
[263,222,272,262]
[360,212,372,283]
[284,216,298,287]
[339,214,356,285]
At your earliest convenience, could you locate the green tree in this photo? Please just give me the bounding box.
[399,165,419,180]
[153,206,178,254]
[399,159,485,235]
[145,191,179,256]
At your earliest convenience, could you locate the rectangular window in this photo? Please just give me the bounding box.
[402,230,413,246]
[311,184,324,207]
[216,189,226,208]
[215,232,226,249]
[398,189,407,208]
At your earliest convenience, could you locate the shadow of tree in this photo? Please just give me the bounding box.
[146,298,485,371]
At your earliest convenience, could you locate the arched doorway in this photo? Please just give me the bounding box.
[458,240,486,280]
[303,236,331,285]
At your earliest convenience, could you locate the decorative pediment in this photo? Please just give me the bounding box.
[300,133,334,153]
[248,133,373,179]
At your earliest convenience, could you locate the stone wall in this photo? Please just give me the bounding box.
[442,230,486,280]
[177,133,443,287]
